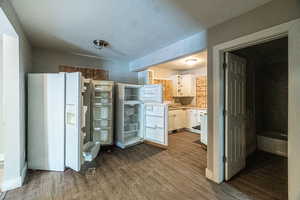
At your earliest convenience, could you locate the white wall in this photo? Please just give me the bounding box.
[0,35,3,160]
[0,0,32,190]
[2,33,21,191]
[32,48,138,84]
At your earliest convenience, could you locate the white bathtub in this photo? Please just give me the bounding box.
[257,131,288,157]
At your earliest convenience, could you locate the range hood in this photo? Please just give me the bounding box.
[173,96,194,105]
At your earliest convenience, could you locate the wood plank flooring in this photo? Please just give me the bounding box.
[228,151,288,200]
[5,132,255,200]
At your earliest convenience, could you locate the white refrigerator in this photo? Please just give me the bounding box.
[28,72,100,172]
[115,83,168,149]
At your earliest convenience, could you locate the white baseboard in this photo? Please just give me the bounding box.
[0,154,4,162]
[1,162,27,192]
[1,177,22,191]
[257,136,288,157]
[206,168,223,184]
[205,168,213,180]
[21,162,27,184]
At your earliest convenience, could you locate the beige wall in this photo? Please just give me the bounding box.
[32,48,138,84]
[206,0,300,172]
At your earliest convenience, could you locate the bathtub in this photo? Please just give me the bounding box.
[257,131,288,157]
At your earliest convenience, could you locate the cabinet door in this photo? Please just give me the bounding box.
[172,75,179,96]
[173,75,186,97]
[174,110,180,130]
[179,110,186,129]
[181,75,189,96]
[186,110,193,129]
[168,111,176,131]
[168,112,174,131]
[182,75,196,96]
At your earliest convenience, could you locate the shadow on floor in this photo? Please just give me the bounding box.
[228,151,288,200]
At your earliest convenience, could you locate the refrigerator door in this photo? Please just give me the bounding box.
[65,72,83,172]
[143,103,168,147]
[140,84,163,103]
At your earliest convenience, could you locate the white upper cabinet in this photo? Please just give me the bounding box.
[172,74,196,97]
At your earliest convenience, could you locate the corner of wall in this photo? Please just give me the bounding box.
[130,31,207,72]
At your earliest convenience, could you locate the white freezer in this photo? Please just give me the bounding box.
[115,83,168,149]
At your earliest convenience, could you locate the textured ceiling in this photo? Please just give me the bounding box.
[10,0,272,61]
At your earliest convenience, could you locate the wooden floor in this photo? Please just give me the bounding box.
[228,151,288,200]
[6,132,256,200]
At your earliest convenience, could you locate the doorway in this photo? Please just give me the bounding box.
[224,37,288,200]
[138,50,208,149]
[210,19,300,200]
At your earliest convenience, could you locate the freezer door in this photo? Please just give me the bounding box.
[65,72,83,172]
[140,84,163,103]
[143,103,168,147]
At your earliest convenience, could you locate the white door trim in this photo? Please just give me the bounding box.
[210,18,300,184]
[0,154,4,162]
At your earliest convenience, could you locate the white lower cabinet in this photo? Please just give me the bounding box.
[168,110,186,131]
[168,111,176,131]
[169,108,207,136]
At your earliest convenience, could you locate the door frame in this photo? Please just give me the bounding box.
[0,8,25,191]
[209,18,300,187]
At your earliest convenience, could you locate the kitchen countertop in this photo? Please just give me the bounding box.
[168,105,207,111]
